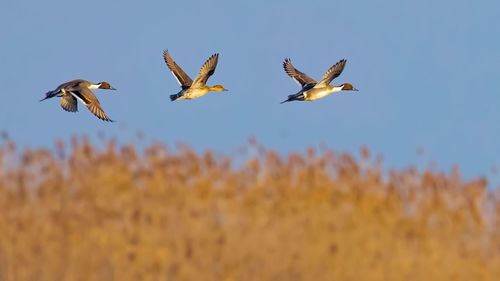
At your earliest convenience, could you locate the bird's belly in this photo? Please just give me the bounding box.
[184,88,209,99]
[305,88,332,101]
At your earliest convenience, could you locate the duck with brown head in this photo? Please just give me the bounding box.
[40,79,116,122]
[97,81,117,90]
[339,83,358,91]
[281,58,358,103]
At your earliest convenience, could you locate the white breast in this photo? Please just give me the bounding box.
[332,86,343,93]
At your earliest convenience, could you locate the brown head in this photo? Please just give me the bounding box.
[98,82,116,90]
[210,85,228,92]
[341,83,358,91]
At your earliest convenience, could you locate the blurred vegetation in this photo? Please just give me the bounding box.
[0,137,499,281]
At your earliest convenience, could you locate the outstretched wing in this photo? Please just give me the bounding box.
[283,58,317,88]
[70,88,113,122]
[163,50,193,88]
[191,53,219,88]
[60,94,78,112]
[315,59,347,87]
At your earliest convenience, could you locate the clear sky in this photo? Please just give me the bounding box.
[1,0,499,182]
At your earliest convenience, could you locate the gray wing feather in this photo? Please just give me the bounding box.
[60,94,78,112]
[283,58,317,88]
[71,88,113,122]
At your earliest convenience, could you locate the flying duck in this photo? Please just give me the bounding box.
[40,79,116,122]
[281,58,357,103]
[163,50,227,101]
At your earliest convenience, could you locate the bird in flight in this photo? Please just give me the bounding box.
[40,79,116,122]
[281,58,357,103]
[163,50,228,101]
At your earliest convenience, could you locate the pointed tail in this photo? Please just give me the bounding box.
[40,90,56,102]
[170,93,182,101]
[280,93,304,104]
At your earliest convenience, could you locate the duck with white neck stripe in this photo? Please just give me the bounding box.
[281,58,358,104]
[40,79,116,122]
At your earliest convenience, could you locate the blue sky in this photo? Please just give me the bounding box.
[1,0,499,182]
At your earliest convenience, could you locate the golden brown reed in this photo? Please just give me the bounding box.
[0,138,499,281]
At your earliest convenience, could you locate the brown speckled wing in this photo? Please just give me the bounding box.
[71,88,113,122]
[60,94,78,112]
[283,58,317,88]
[87,102,113,122]
[163,50,193,88]
[316,59,346,87]
[191,53,219,88]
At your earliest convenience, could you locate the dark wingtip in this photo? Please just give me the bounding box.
[283,58,291,72]
[209,53,219,60]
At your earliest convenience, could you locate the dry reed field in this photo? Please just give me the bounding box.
[0,137,499,281]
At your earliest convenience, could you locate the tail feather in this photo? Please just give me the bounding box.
[170,93,182,101]
[280,93,304,104]
[40,90,56,102]
[280,97,292,104]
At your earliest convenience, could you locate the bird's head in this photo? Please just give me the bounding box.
[97,82,116,90]
[211,85,228,92]
[341,83,358,91]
